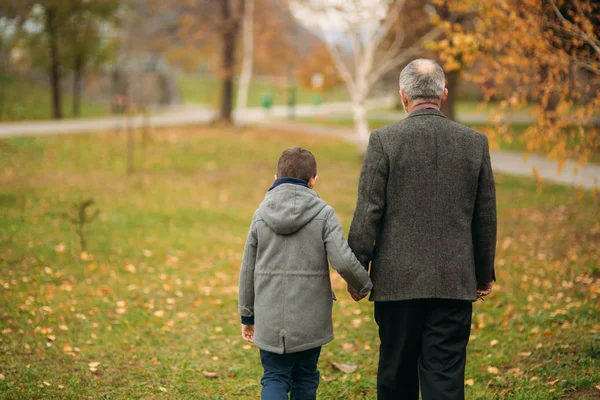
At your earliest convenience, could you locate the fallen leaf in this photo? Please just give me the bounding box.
[203,371,219,378]
[0,374,5,380]
[43,381,51,386]
[322,375,335,383]
[465,379,474,386]
[88,362,100,368]
[58,385,65,389]
[158,386,167,392]
[530,376,538,381]
[487,366,499,375]
[47,335,56,341]
[519,351,532,357]
[62,344,73,352]
[490,339,499,347]
[595,384,600,391]
[59,325,68,331]
[547,379,559,385]
[341,342,355,351]
[331,362,358,374]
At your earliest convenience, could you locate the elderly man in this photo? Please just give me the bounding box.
[348,59,497,400]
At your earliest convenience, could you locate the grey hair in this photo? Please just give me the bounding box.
[399,59,445,103]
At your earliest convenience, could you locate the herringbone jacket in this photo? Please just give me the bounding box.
[348,108,497,302]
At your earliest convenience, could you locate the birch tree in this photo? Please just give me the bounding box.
[236,0,254,113]
[290,0,443,144]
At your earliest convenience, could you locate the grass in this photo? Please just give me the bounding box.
[0,125,599,399]
[0,73,110,122]
[178,75,350,108]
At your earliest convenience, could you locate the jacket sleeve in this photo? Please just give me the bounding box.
[238,214,258,324]
[348,131,389,268]
[472,134,497,283]
[324,207,373,295]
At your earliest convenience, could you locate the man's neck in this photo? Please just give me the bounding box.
[409,102,440,113]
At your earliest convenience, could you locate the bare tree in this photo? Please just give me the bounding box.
[290,0,443,145]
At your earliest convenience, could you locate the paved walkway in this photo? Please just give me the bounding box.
[262,120,600,190]
[1,100,598,190]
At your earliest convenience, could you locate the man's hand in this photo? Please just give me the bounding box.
[241,324,254,343]
[476,282,493,299]
[347,284,367,302]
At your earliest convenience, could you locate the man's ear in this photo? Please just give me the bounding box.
[400,90,409,108]
[440,88,448,105]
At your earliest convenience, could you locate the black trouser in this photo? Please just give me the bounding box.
[374,299,472,400]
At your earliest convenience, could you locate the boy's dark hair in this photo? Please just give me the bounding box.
[277,147,317,182]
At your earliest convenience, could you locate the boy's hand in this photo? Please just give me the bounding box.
[347,284,367,302]
[241,324,254,343]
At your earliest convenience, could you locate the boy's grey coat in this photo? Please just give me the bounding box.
[239,184,372,354]
[348,109,497,302]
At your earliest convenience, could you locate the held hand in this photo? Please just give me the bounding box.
[476,282,493,299]
[347,284,367,302]
[241,324,254,343]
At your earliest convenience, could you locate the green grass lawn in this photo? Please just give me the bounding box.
[0,74,110,122]
[178,75,350,108]
[0,126,599,399]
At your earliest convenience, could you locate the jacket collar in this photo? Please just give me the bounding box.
[268,177,310,191]
[406,108,448,120]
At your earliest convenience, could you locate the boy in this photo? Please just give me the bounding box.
[238,147,373,400]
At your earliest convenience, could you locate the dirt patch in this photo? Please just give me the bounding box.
[563,389,600,399]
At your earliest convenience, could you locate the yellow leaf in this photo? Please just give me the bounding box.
[47,335,56,341]
[158,387,167,392]
[62,345,73,352]
[465,379,474,386]
[487,366,499,375]
[203,371,219,378]
[43,381,51,386]
[88,362,100,368]
[519,351,532,357]
[490,339,499,346]
[0,374,5,380]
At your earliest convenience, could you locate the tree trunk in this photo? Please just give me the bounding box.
[219,0,240,123]
[45,6,63,120]
[352,96,370,149]
[236,0,254,113]
[440,68,460,121]
[73,52,83,117]
[0,41,6,120]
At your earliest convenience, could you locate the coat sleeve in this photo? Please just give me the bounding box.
[348,131,389,268]
[472,134,497,283]
[238,213,258,324]
[324,207,373,295]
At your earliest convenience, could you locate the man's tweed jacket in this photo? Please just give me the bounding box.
[348,108,497,302]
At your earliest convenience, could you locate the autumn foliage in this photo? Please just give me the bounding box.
[435,0,600,168]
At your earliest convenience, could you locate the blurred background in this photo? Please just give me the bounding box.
[0,1,599,399]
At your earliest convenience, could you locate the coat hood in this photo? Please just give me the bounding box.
[258,184,327,235]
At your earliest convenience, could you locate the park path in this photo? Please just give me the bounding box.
[0,99,598,190]
[263,120,600,190]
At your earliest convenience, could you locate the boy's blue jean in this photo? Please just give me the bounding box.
[259,347,321,400]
